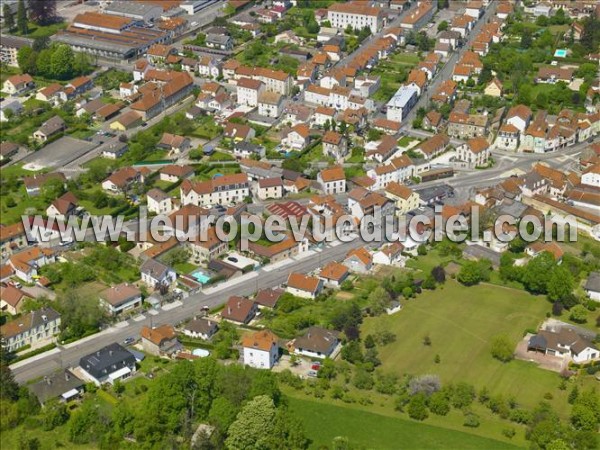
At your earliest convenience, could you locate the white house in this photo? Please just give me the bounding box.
[282,124,311,150]
[386,85,419,123]
[286,273,324,299]
[140,258,176,289]
[581,164,600,187]
[528,328,599,364]
[322,130,348,162]
[99,283,142,316]
[585,272,600,302]
[183,318,218,340]
[236,77,264,107]
[292,326,339,359]
[180,173,250,207]
[455,137,490,168]
[327,2,383,34]
[505,105,532,134]
[373,242,406,266]
[242,330,279,369]
[317,166,346,195]
[147,188,173,214]
[257,178,284,200]
[258,91,283,118]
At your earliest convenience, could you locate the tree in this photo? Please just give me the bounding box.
[408,393,429,421]
[547,267,574,301]
[28,0,56,25]
[571,404,598,431]
[490,335,514,362]
[431,266,446,283]
[225,395,277,450]
[450,382,475,409]
[409,374,441,396]
[417,244,427,256]
[17,46,36,74]
[457,261,490,286]
[17,0,27,35]
[42,400,69,431]
[32,36,50,52]
[552,301,564,316]
[569,304,588,324]
[3,3,15,31]
[367,286,391,316]
[437,20,448,32]
[428,391,450,415]
[50,44,75,80]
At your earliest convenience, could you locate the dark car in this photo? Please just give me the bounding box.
[123,337,135,345]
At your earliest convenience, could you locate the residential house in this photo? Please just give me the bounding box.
[188,227,228,263]
[9,247,55,283]
[506,104,533,134]
[183,317,218,340]
[528,327,599,363]
[496,123,520,151]
[233,142,265,159]
[160,164,195,183]
[46,192,79,220]
[28,370,85,407]
[0,307,61,352]
[536,67,574,84]
[110,111,143,131]
[447,111,489,139]
[141,324,180,356]
[102,167,148,194]
[236,77,264,107]
[147,188,173,214]
[224,122,256,142]
[319,261,349,288]
[158,133,190,153]
[384,182,420,214]
[99,283,142,316]
[322,131,348,162]
[254,288,284,309]
[373,242,406,266]
[286,273,324,299]
[221,296,258,324]
[291,326,339,359]
[414,134,450,160]
[343,247,373,273]
[257,178,284,200]
[0,100,23,121]
[455,137,491,168]
[525,241,564,262]
[581,164,600,187]
[317,166,346,195]
[423,111,443,133]
[180,173,250,207]
[258,91,283,118]
[79,343,136,386]
[242,330,279,369]
[206,33,233,51]
[282,124,311,150]
[0,222,28,259]
[0,285,32,315]
[24,172,66,197]
[484,78,503,97]
[584,272,600,302]
[140,258,176,289]
[33,116,66,142]
[0,142,19,161]
[102,142,129,159]
[386,85,419,123]
[2,74,34,94]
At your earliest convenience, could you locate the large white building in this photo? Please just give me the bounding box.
[386,85,419,123]
[180,173,250,207]
[327,1,384,34]
[242,330,279,369]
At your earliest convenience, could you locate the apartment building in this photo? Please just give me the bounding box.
[327,1,384,34]
[180,173,250,207]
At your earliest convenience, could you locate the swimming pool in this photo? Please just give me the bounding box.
[554,49,567,58]
[192,348,210,357]
[190,270,211,284]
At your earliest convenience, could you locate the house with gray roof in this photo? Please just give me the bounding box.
[28,369,84,406]
[79,343,136,386]
[585,272,600,302]
[140,258,176,288]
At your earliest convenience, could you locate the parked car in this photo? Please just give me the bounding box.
[123,337,135,345]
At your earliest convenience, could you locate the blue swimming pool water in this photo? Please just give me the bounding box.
[554,49,567,58]
[190,270,211,284]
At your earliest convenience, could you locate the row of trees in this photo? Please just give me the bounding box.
[18,43,92,81]
[3,0,58,34]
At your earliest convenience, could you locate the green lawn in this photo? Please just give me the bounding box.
[361,281,579,415]
[288,396,521,450]
[11,21,67,38]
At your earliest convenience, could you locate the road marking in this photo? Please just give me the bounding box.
[148,309,159,316]
[133,314,146,322]
[162,300,183,311]
[115,321,129,328]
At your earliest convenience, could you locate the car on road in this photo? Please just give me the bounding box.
[307,370,318,377]
[141,122,148,127]
[123,337,135,345]
[311,362,321,371]
[8,280,22,289]
[228,257,238,263]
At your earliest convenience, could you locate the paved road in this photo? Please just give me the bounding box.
[402,2,498,127]
[11,238,366,384]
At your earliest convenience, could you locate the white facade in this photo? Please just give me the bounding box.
[327,8,382,34]
[386,85,419,122]
[582,169,600,187]
[243,344,278,369]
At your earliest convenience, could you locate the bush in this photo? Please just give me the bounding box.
[570,305,588,323]
[463,413,480,428]
[490,335,514,363]
[408,393,429,421]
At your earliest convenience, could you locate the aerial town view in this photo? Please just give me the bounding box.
[0,0,599,448]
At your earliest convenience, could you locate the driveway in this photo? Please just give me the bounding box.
[515,334,567,373]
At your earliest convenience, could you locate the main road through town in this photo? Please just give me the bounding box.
[11,238,367,384]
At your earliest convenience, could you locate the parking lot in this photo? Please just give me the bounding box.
[21,136,98,171]
[273,355,322,379]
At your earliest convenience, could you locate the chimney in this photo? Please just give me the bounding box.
[65,371,70,381]
[96,351,100,356]
[109,350,113,356]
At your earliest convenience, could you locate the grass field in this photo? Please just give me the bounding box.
[361,281,588,415]
[287,396,521,450]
